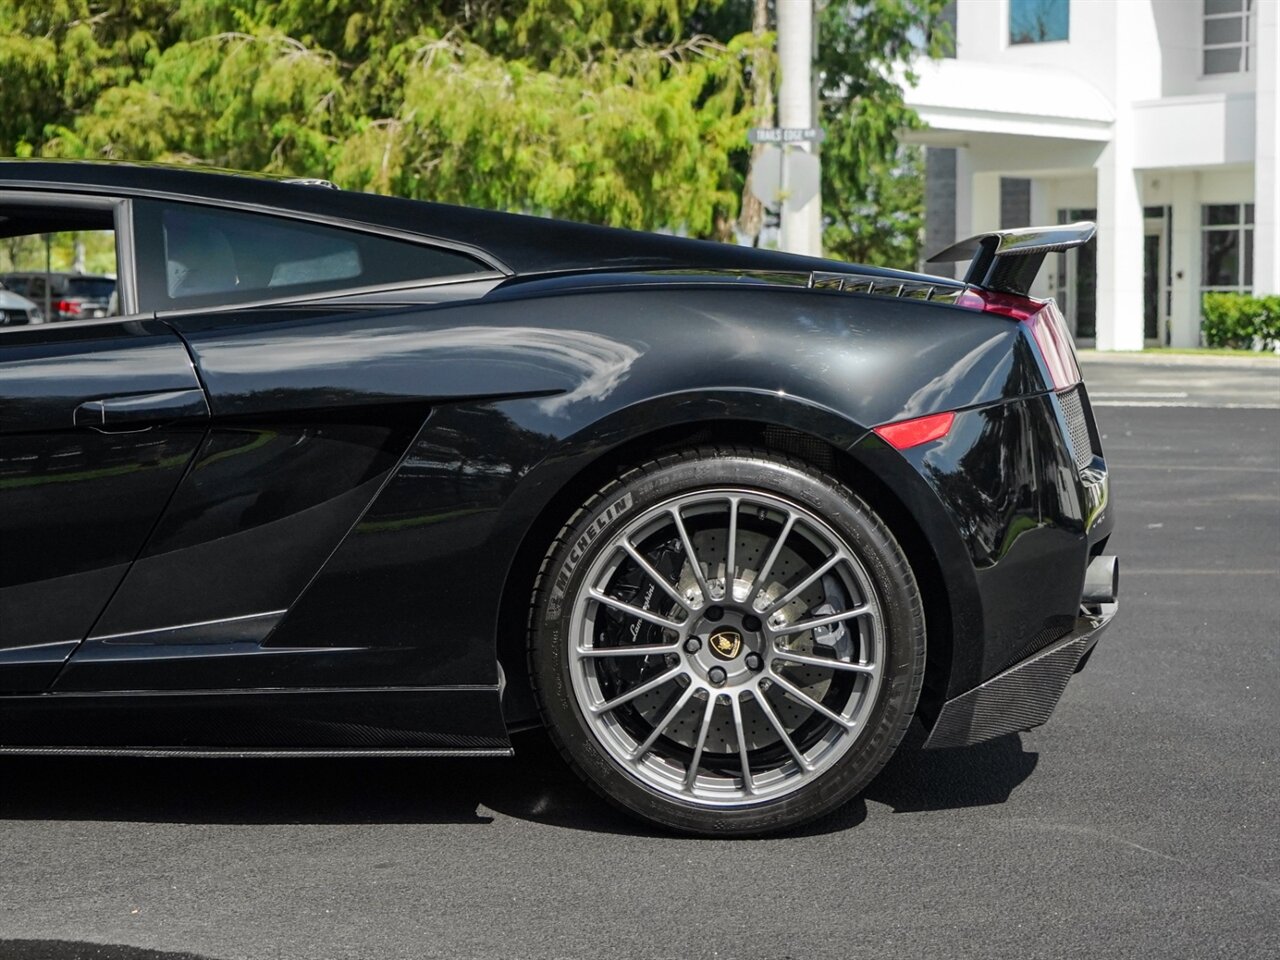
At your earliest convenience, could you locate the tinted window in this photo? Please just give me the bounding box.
[1203,0,1254,75]
[1200,202,1254,294]
[1009,0,1069,44]
[136,201,487,309]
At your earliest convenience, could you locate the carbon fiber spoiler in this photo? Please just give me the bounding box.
[927,221,1096,297]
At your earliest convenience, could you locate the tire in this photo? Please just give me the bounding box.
[528,446,925,836]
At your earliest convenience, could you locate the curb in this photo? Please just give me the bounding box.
[1077,350,1280,370]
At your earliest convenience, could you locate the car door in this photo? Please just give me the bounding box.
[52,196,508,695]
[0,317,209,690]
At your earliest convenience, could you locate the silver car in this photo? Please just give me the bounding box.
[0,282,43,327]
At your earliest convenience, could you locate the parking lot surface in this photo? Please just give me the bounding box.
[1,374,1277,960]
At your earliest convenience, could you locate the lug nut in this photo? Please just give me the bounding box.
[742,614,762,633]
[708,666,727,686]
[745,652,763,671]
[684,637,702,654]
[705,605,724,622]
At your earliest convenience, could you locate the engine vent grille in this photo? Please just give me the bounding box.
[1058,386,1094,472]
[808,271,964,305]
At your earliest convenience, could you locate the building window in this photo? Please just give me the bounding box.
[1203,0,1254,74]
[1009,0,1069,44]
[1201,203,1254,295]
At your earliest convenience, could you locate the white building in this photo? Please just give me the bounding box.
[907,0,1277,349]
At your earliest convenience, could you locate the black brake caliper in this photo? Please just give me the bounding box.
[598,537,686,692]
[810,572,855,661]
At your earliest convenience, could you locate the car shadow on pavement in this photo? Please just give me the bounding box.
[0,723,1037,836]
[864,722,1040,813]
[0,941,216,960]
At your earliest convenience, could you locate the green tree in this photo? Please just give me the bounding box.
[17,1,767,238]
[1,0,945,259]
[0,1,178,156]
[817,0,950,265]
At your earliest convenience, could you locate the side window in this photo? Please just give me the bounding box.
[0,200,121,324]
[134,200,488,311]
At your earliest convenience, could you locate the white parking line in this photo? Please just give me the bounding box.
[1124,569,1279,576]
[1091,391,1189,399]
[1110,463,1280,472]
[1091,400,1280,409]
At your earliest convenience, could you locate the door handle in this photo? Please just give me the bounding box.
[74,388,210,433]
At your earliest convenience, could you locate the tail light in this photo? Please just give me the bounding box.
[956,288,1081,390]
[56,299,82,316]
[873,411,955,450]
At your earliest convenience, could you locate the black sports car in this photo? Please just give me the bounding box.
[0,161,1117,835]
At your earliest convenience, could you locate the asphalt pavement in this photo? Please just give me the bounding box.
[1,357,1277,960]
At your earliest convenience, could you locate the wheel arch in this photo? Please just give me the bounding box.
[494,405,962,732]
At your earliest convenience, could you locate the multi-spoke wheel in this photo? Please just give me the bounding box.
[530,447,925,836]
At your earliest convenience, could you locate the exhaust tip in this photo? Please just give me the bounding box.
[1083,555,1119,604]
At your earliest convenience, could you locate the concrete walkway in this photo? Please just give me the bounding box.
[1078,348,1279,369]
[1079,350,1280,408]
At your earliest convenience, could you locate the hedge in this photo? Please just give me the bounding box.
[1201,292,1280,350]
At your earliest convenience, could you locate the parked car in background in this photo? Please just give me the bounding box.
[0,271,116,322]
[0,280,43,326]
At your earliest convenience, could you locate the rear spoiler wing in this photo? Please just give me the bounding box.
[927,222,1096,297]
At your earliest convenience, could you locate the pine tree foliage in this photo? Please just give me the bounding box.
[817,0,950,266]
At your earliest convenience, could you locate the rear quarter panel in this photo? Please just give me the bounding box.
[163,283,1049,702]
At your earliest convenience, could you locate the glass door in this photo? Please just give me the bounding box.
[1056,207,1097,342]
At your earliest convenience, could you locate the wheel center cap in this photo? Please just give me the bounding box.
[707,628,743,661]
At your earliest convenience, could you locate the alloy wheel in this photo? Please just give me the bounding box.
[567,489,885,807]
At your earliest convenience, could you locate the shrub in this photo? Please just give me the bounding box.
[1201,292,1280,350]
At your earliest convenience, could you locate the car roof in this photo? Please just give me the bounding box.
[0,159,943,284]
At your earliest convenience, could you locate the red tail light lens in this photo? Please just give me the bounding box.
[873,411,955,450]
[56,299,82,316]
[955,288,1081,390]
[1023,300,1081,390]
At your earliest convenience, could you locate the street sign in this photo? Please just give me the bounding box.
[749,145,782,208]
[748,127,826,145]
[749,145,820,212]
[784,151,821,209]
